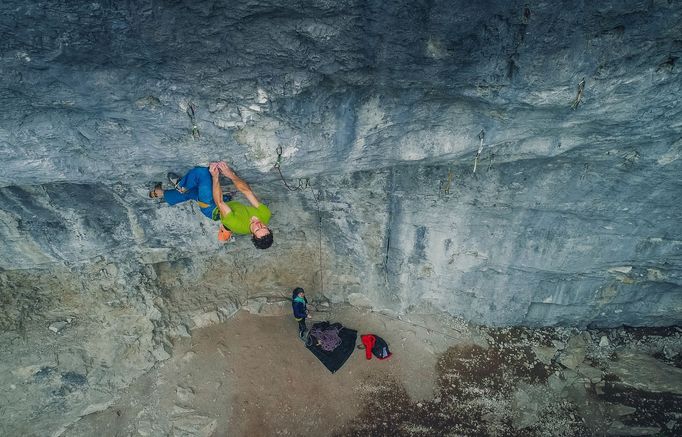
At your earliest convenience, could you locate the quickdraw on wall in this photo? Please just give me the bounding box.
[473,128,485,174]
[274,146,312,192]
[187,102,200,140]
[571,78,585,110]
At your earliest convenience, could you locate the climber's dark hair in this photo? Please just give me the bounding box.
[252,230,274,250]
[292,287,304,299]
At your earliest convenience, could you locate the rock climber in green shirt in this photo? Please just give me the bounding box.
[209,161,273,250]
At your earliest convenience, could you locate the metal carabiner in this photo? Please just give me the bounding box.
[274,146,283,168]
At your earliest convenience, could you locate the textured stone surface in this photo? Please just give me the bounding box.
[1,0,680,327]
[607,350,682,394]
[0,1,681,433]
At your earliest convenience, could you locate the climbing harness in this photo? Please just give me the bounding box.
[570,78,585,110]
[187,103,200,139]
[473,129,485,174]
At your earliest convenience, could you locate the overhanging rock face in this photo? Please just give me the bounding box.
[1,1,681,434]
[0,0,680,329]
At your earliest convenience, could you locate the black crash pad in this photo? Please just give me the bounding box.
[305,321,357,373]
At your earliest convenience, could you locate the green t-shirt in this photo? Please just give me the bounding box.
[217,202,271,235]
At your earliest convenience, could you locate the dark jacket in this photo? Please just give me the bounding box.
[292,296,308,320]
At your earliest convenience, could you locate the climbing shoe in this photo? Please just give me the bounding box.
[148,182,163,199]
[167,172,185,192]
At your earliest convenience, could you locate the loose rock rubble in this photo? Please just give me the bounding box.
[339,325,682,436]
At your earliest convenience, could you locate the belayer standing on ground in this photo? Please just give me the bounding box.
[292,287,311,339]
[149,161,273,249]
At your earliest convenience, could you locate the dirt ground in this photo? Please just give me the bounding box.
[65,306,682,437]
[65,306,465,436]
[186,308,448,437]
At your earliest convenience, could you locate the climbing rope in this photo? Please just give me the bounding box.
[271,147,478,340]
[187,102,200,139]
[316,192,324,296]
[273,146,325,296]
[309,325,342,351]
[570,78,585,110]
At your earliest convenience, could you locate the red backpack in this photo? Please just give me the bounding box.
[360,334,392,360]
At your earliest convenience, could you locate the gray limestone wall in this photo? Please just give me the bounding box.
[0,1,681,433]
[1,0,678,326]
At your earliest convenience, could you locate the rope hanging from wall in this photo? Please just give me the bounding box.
[273,146,325,295]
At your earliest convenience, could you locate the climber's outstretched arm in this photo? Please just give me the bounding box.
[218,161,261,208]
[210,165,232,217]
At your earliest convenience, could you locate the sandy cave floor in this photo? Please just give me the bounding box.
[64,306,682,437]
